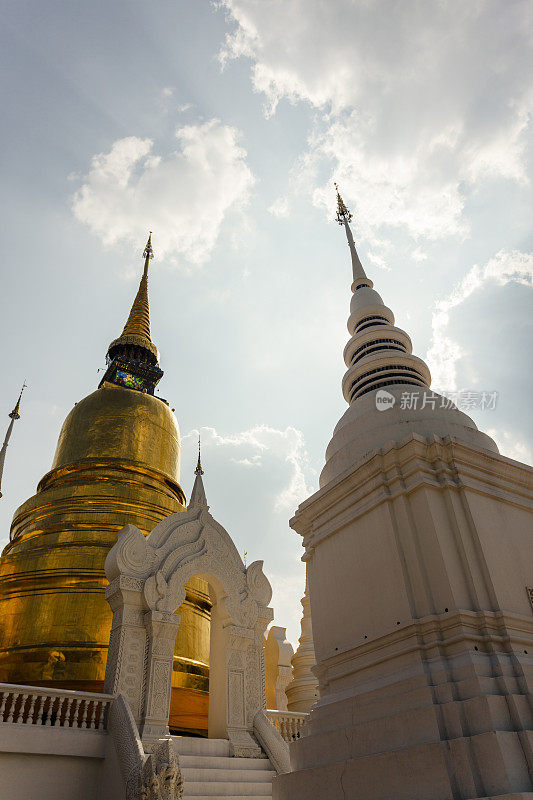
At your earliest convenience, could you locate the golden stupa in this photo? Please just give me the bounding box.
[0,235,210,735]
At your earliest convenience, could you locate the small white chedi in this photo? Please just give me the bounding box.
[285,573,319,713]
[273,188,533,800]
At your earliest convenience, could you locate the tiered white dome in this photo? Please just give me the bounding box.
[320,190,498,487]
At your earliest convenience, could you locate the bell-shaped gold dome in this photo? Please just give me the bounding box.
[51,383,181,489]
[0,236,211,736]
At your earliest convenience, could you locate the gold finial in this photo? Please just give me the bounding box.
[10,381,27,420]
[107,234,158,360]
[141,231,154,279]
[195,435,204,476]
[143,231,154,262]
[243,550,247,568]
[335,182,353,225]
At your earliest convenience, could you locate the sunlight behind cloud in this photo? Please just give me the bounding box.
[426,250,533,391]
[72,119,255,265]
[220,0,532,250]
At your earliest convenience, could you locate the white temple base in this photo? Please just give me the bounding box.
[275,436,533,800]
[274,630,533,799]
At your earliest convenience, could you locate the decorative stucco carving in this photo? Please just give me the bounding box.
[104,499,274,752]
[123,608,146,626]
[253,709,291,774]
[139,737,184,800]
[246,560,273,607]
[104,623,147,722]
[107,693,146,800]
[246,639,265,724]
[105,523,158,580]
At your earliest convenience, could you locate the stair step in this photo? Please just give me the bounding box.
[180,755,271,771]
[183,782,272,797]
[173,736,231,757]
[183,767,275,783]
[175,735,274,798]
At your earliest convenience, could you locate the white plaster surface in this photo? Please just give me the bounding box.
[0,723,107,800]
[276,436,533,800]
[320,383,498,486]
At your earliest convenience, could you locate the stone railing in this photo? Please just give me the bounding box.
[0,683,113,730]
[266,709,309,742]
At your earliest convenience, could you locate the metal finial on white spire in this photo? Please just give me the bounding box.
[0,381,27,499]
[195,435,204,476]
[189,432,208,508]
[334,183,371,289]
[332,182,431,408]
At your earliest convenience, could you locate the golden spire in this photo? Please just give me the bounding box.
[107,232,159,361]
[121,232,153,341]
[335,182,353,225]
[143,231,154,270]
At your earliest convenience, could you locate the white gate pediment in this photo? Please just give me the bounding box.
[103,500,273,755]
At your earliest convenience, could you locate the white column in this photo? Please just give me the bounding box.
[104,575,148,724]
[139,609,181,751]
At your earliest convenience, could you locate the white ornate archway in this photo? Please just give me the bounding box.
[103,485,273,755]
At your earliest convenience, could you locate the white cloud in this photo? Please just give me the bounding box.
[412,247,428,263]
[230,455,262,467]
[486,428,533,466]
[426,249,533,390]
[72,119,255,265]
[184,424,313,512]
[220,0,532,248]
[268,196,289,218]
[310,113,469,243]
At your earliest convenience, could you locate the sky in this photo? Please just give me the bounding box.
[1,0,532,647]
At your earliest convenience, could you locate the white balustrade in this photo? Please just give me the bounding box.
[266,709,309,742]
[0,683,113,730]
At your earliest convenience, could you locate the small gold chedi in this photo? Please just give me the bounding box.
[0,235,210,735]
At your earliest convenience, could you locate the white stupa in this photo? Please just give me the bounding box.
[273,187,533,800]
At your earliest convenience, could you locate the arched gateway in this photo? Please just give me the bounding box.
[103,468,274,756]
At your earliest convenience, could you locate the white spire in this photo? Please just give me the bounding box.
[0,382,26,499]
[333,185,430,406]
[319,188,497,488]
[188,435,208,509]
[335,183,371,289]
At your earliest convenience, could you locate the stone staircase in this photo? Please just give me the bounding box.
[172,736,276,799]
